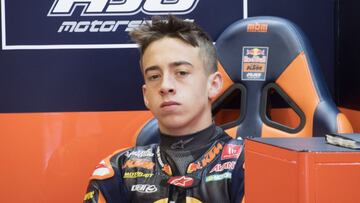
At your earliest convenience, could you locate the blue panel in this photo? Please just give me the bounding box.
[3,0,243,46]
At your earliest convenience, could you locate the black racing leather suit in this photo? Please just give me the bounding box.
[84,125,244,203]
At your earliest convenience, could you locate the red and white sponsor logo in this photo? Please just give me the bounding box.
[209,161,236,173]
[168,176,194,188]
[221,144,242,160]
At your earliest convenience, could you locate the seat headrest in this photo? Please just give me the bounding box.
[213,16,353,138]
[136,118,160,146]
[216,16,315,84]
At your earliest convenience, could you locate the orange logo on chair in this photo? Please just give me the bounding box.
[247,23,268,32]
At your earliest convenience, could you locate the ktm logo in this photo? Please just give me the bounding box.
[187,143,223,173]
[48,0,200,16]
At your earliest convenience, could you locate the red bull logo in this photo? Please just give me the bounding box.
[246,48,266,56]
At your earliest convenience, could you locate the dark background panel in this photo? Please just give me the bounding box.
[0,49,146,112]
[336,0,360,110]
[0,0,244,113]
[4,0,243,45]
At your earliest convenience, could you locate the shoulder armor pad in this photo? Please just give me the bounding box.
[90,147,129,180]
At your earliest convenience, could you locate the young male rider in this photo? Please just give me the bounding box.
[84,15,244,203]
